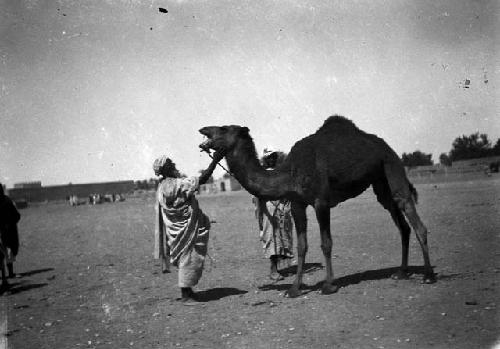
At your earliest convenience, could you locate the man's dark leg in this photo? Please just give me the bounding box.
[180,287,198,302]
[7,263,15,278]
[269,256,284,281]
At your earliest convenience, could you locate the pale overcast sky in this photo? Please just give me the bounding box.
[0,0,498,187]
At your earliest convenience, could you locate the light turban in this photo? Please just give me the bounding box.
[153,155,169,176]
[262,148,277,158]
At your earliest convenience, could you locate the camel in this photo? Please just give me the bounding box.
[199,115,436,298]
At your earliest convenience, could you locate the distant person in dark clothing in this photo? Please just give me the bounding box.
[0,185,21,283]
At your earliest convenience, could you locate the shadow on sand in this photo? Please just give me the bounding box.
[17,268,55,277]
[196,287,248,302]
[0,268,54,295]
[259,265,431,293]
[1,281,48,295]
[278,262,324,277]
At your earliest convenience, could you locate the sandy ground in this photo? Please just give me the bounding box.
[2,176,500,349]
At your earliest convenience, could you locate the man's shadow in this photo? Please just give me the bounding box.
[0,281,48,295]
[259,265,431,292]
[0,268,54,296]
[17,268,54,277]
[196,287,248,302]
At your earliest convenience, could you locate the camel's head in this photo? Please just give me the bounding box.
[199,125,250,155]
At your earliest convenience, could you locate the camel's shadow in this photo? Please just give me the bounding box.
[259,265,430,292]
[279,262,324,277]
[196,287,248,302]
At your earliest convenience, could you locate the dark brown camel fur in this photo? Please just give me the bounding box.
[199,115,436,298]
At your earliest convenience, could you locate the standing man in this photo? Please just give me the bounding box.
[153,153,222,303]
[0,184,21,283]
[254,149,294,281]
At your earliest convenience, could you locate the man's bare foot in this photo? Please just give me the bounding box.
[269,272,284,281]
[180,296,201,305]
[269,257,284,281]
[179,287,201,304]
[7,264,18,278]
[161,260,170,273]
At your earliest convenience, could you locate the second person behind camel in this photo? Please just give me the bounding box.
[254,148,294,281]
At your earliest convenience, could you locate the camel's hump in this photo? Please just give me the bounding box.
[290,114,382,154]
[318,115,360,133]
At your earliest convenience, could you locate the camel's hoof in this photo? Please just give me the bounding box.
[284,287,302,298]
[321,283,339,295]
[422,273,437,284]
[162,268,171,274]
[391,270,410,280]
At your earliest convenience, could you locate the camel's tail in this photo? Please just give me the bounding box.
[383,160,418,205]
[409,182,418,204]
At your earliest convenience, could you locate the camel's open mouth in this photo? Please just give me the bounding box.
[199,126,229,155]
[198,128,214,152]
[198,128,211,139]
[199,137,213,152]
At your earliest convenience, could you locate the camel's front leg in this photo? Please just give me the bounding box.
[286,202,308,298]
[315,202,338,294]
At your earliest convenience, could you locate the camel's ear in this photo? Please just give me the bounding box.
[240,127,250,135]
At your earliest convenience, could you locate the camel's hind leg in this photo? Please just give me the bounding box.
[286,202,308,298]
[373,181,411,279]
[382,163,436,283]
[388,208,412,280]
[314,200,339,295]
[399,199,436,283]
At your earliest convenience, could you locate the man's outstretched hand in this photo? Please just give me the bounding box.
[199,151,225,185]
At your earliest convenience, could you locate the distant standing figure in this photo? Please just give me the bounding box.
[153,152,222,303]
[0,185,21,284]
[254,149,294,281]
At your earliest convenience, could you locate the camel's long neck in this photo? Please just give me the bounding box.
[224,140,293,200]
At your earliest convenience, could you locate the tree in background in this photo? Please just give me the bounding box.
[439,153,452,166]
[401,151,433,168]
[493,139,500,156]
[148,178,159,189]
[448,133,494,162]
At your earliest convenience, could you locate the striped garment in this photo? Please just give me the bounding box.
[258,199,294,260]
[154,176,210,288]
